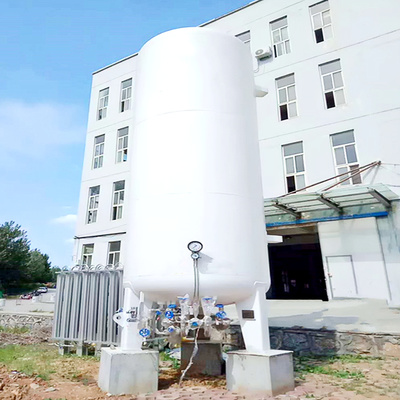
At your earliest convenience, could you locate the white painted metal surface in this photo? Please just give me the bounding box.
[319,218,391,301]
[326,256,357,298]
[126,28,270,305]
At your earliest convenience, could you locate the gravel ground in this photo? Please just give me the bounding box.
[0,327,51,347]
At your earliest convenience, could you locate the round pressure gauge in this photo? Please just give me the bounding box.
[188,241,203,253]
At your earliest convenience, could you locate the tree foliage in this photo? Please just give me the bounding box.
[0,221,57,291]
[26,249,52,283]
[0,222,30,289]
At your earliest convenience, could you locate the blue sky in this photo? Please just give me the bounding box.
[0,0,252,267]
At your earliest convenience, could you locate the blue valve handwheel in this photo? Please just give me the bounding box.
[139,328,151,337]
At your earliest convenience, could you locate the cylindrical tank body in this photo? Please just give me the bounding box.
[127,27,269,305]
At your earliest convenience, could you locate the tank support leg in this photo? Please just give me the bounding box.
[235,283,270,352]
[98,287,159,395]
[227,284,294,396]
[120,286,143,351]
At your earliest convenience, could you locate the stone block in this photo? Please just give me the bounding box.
[98,348,158,395]
[226,350,294,396]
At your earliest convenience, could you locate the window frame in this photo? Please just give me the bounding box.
[87,185,100,224]
[82,244,94,266]
[270,17,291,58]
[107,241,121,265]
[330,130,361,185]
[97,88,109,120]
[120,79,132,113]
[282,141,306,193]
[310,1,333,43]
[93,134,105,169]
[116,127,129,163]
[319,59,346,109]
[276,74,298,121]
[112,181,125,220]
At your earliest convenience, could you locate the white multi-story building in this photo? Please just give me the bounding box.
[74,0,400,306]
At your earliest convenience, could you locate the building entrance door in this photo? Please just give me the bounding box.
[266,227,328,300]
[326,255,358,298]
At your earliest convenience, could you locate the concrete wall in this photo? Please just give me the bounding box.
[226,324,400,357]
[376,201,400,307]
[74,56,138,264]
[207,0,400,198]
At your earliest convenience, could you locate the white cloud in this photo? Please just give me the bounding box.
[51,214,77,226]
[64,238,75,245]
[0,100,85,165]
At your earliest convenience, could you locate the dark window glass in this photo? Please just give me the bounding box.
[325,91,335,108]
[350,165,362,184]
[287,176,296,193]
[280,105,289,120]
[315,28,324,43]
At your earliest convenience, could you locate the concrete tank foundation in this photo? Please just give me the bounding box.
[98,348,159,395]
[181,340,224,376]
[226,350,294,396]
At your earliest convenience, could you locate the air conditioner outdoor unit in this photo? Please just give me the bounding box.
[255,47,273,59]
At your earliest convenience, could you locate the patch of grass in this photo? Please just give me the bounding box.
[0,326,30,334]
[295,355,367,381]
[0,344,59,378]
[298,363,364,379]
[159,350,180,369]
[0,344,99,383]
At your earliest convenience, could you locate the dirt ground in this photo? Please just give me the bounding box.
[0,329,400,400]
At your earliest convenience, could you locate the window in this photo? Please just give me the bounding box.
[87,186,100,224]
[107,241,121,265]
[283,142,306,193]
[310,1,333,43]
[236,31,251,51]
[276,74,297,121]
[270,17,290,57]
[82,244,94,266]
[97,88,109,120]
[112,181,125,220]
[320,60,345,109]
[93,135,105,169]
[116,127,129,163]
[331,130,361,185]
[120,79,132,112]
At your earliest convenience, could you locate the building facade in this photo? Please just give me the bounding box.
[74,0,400,306]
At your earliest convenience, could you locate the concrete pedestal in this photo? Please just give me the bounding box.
[181,340,224,376]
[226,350,294,396]
[98,348,159,395]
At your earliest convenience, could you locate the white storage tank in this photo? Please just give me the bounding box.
[127,27,269,305]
